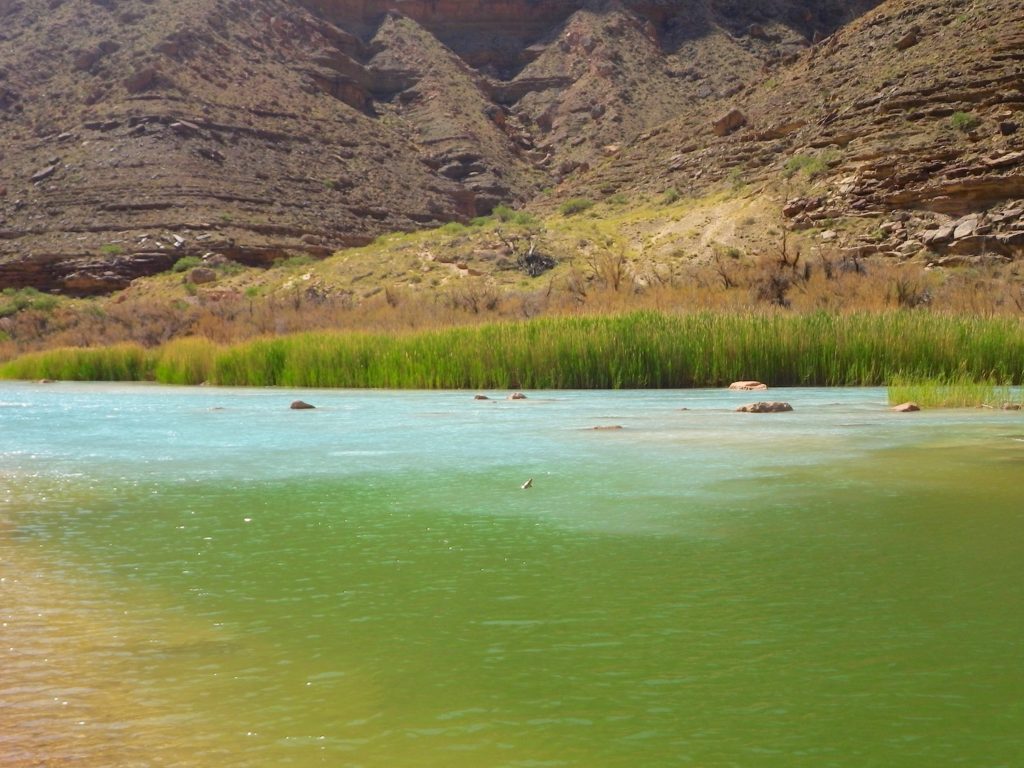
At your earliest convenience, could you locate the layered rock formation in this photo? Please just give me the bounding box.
[11,0,1007,296]
[574,0,1024,261]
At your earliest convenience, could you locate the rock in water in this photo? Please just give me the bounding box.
[290,400,316,410]
[736,402,793,413]
[891,402,920,412]
[729,381,768,391]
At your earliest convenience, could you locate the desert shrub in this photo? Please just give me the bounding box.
[559,198,594,216]
[172,256,203,273]
[0,288,58,318]
[493,204,538,226]
[492,204,515,222]
[662,187,680,205]
[784,154,831,179]
[950,111,979,132]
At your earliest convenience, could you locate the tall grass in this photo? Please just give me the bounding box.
[0,343,152,382]
[888,372,1023,408]
[2,311,1024,389]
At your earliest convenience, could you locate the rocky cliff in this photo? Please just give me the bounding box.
[6,0,1015,296]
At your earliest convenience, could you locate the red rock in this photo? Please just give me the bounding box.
[713,108,747,137]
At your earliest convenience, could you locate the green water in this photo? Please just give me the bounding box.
[2,384,1023,766]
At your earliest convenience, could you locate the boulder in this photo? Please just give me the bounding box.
[891,402,920,412]
[713,108,747,137]
[290,400,316,410]
[736,402,793,413]
[894,25,921,50]
[473,394,490,400]
[922,224,955,246]
[187,267,217,284]
[124,66,158,94]
[729,380,767,391]
[952,215,980,240]
[31,164,58,183]
[508,392,527,400]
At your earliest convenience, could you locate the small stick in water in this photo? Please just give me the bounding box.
[521,478,533,489]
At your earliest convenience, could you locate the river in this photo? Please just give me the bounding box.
[2,383,1022,766]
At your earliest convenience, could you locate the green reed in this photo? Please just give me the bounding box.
[888,371,1024,409]
[0,343,152,382]
[3,311,1024,389]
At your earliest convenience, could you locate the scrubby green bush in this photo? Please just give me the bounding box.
[950,111,979,132]
[0,287,58,318]
[559,198,594,216]
[172,256,204,273]
[784,154,831,179]
[492,204,537,226]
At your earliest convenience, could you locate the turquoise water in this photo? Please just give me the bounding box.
[2,383,1023,767]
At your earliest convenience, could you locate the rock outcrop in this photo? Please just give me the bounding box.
[0,0,885,294]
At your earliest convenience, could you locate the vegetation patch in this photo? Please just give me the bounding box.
[559,198,595,216]
[888,373,1023,409]
[4,311,1024,390]
[172,256,204,273]
[0,288,59,318]
[950,111,980,132]
[783,153,835,179]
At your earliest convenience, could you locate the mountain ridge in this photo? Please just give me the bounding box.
[2,0,1021,298]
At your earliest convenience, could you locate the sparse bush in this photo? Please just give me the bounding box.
[492,204,515,222]
[661,187,680,205]
[559,198,594,216]
[784,153,832,179]
[100,244,124,255]
[439,221,467,235]
[0,287,58,318]
[493,204,538,226]
[950,111,979,132]
[172,256,203,273]
[607,193,628,205]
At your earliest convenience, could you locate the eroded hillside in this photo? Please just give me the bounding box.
[0,0,881,294]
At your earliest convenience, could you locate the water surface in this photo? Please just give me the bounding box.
[2,383,1022,766]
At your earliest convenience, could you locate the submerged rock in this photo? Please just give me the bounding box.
[891,402,920,412]
[736,401,793,413]
[290,400,316,410]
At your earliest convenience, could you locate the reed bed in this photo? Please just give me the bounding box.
[2,311,1024,389]
[887,373,1024,409]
